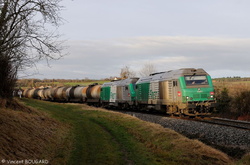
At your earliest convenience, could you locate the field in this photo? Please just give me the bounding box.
[17,77,250,92]
[214,80,250,95]
[16,79,110,88]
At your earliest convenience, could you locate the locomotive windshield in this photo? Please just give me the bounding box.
[185,75,208,86]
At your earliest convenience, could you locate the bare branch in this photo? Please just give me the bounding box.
[139,63,157,77]
[0,0,64,98]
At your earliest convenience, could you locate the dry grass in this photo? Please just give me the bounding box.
[80,105,232,165]
[0,100,71,164]
[214,81,250,96]
[239,153,250,165]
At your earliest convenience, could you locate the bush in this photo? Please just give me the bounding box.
[232,90,250,116]
[215,87,250,119]
[216,88,231,114]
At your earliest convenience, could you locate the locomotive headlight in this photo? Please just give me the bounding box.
[210,91,215,99]
[186,96,193,100]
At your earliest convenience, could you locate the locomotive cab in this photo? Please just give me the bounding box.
[177,69,217,116]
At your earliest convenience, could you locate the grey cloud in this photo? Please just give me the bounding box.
[20,36,250,79]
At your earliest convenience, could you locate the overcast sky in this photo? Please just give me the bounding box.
[22,0,250,79]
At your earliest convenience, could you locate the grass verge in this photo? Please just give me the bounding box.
[0,99,71,164]
[21,98,237,165]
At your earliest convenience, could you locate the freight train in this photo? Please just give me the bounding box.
[22,68,217,116]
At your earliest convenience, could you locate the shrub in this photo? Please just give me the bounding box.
[216,88,231,114]
[232,90,250,116]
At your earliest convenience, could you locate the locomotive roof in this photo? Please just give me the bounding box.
[136,68,209,83]
[102,77,139,87]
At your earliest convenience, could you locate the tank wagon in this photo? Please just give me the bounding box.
[22,68,216,116]
[135,68,216,116]
[66,85,86,102]
[86,83,101,104]
[43,87,52,100]
[52,86,69,101]
[23,88,45,99]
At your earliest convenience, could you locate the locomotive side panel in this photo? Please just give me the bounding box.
[116,86,123,101]
[122,86,130,101]
[100,86,111,103]
[129,84,136,102]
[110,85,117,103]
[136,82,150,104]
[159,80,173,105]
[148,81,160,105]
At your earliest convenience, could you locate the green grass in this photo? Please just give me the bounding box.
[21,99,233,165]
[22,99,162,164]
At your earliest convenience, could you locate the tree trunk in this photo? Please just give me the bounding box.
[0,57,17,99]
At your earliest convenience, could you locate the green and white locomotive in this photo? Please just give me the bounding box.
[135,68,216,116]
[100,68,216,116]
[100,78,139,109]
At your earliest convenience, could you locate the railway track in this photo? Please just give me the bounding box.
[120,110,250,158]
[115,108,250,131]
[197,117,250,130]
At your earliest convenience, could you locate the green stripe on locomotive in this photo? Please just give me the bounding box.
[179,75,215,103]
[128,83,137,101]
[100,86,111,101]
[135,82,150,102]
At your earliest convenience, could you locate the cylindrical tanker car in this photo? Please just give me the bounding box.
[66,85,86,102]
[23,88,31,98]
[86,83,101,104]
[43,87,52,100]
[22,68,216,116]
[23,88,44,99]
[53,86,70,101]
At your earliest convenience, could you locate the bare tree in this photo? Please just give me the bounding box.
[139,63,157,77]
[0,0,64,99]
[120,66,136,79]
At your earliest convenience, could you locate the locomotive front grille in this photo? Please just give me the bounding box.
[193,94,200,99]
[201,94,208,98]
[193,94,208,99]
